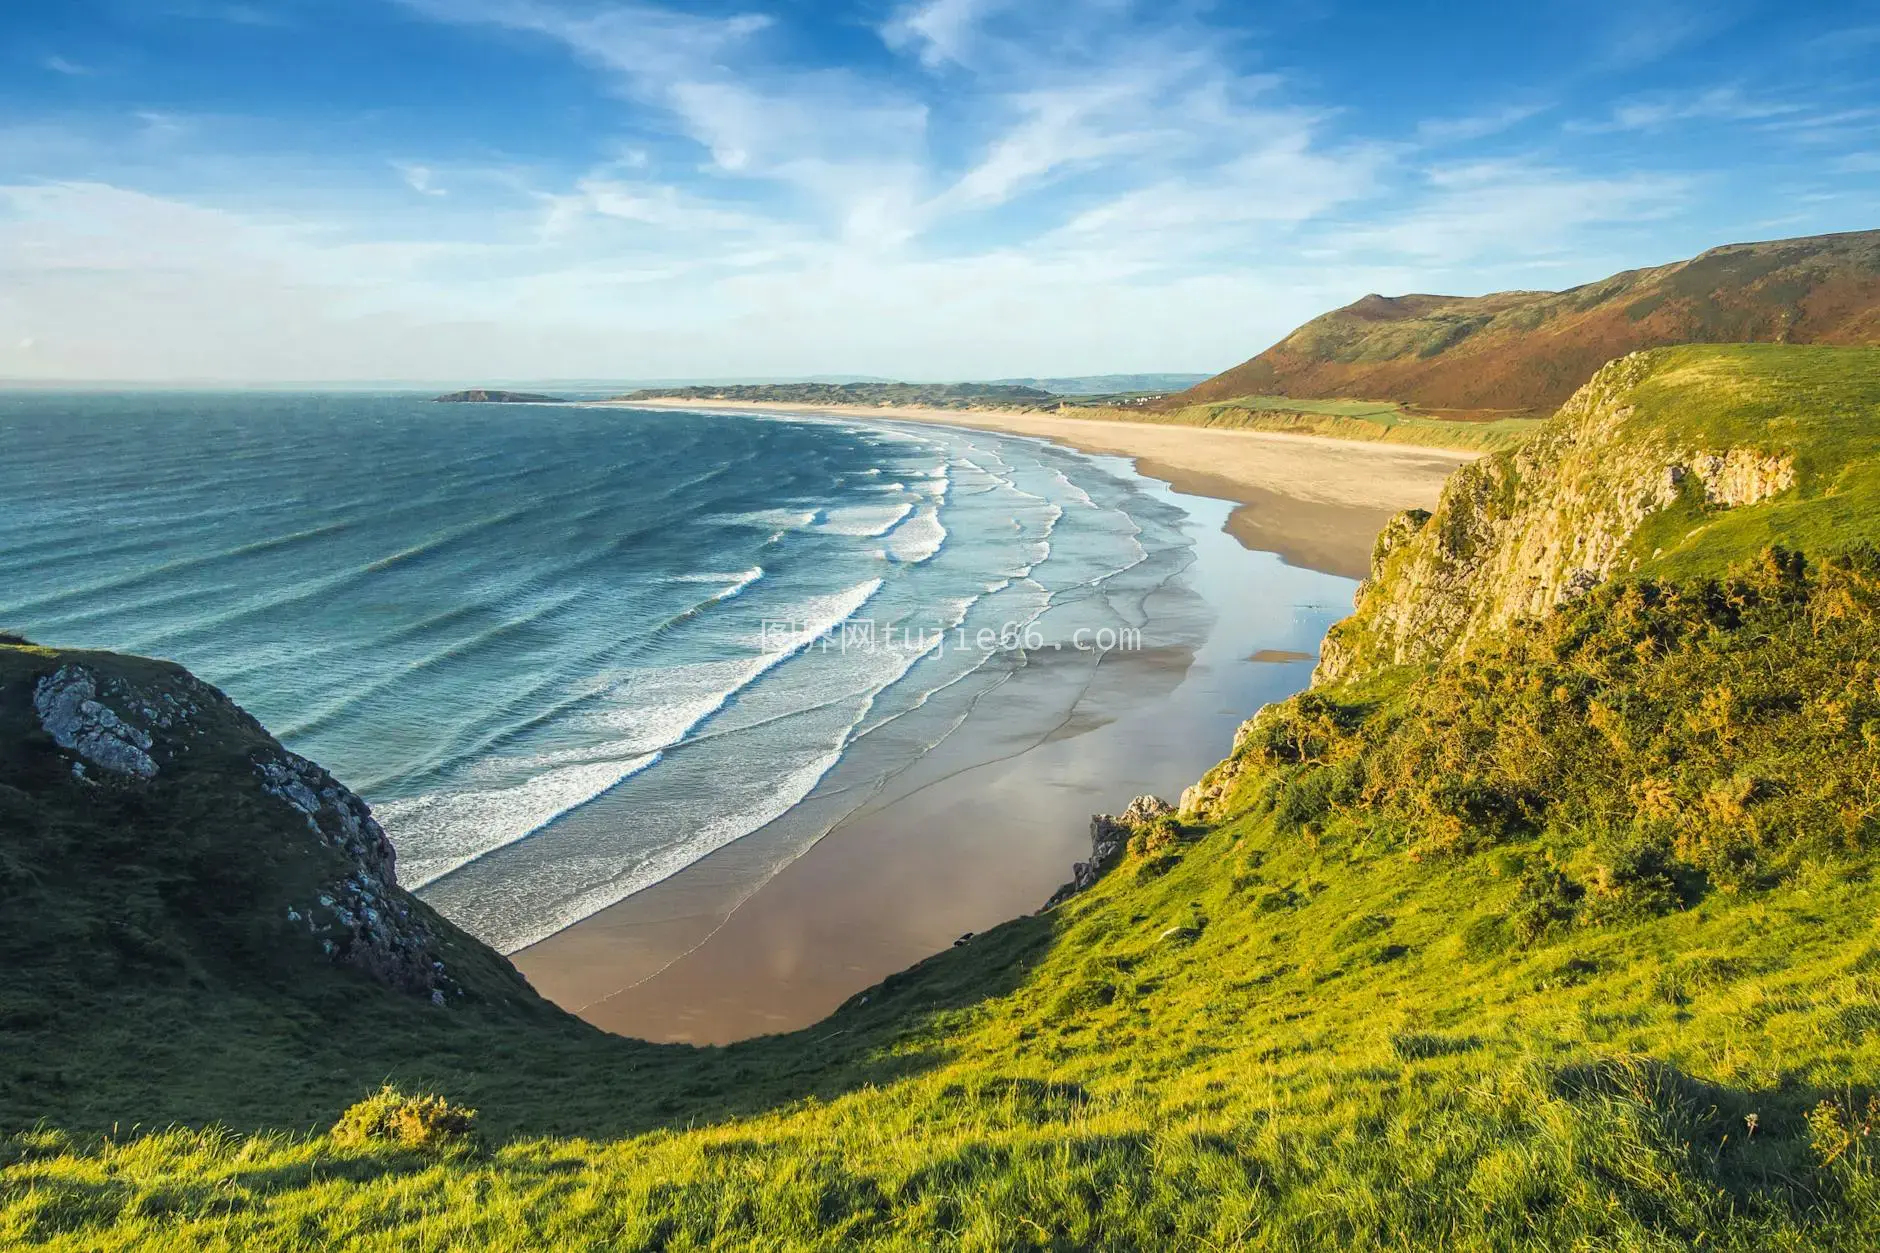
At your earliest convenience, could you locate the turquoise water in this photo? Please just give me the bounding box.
[0,392,1238,951]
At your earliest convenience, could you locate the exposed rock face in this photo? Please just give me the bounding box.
[1119,795,1174,825]
[32,664,194,780]
[1314,352,1797,684]
[1054,795,1174,903]
[25,657,455,1003]
[256,749,456,1001]
[1182,711,1283,820]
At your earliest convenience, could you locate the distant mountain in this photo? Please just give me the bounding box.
[434,389,567,404]
[1171,229,1880,416]
[989,373,1213,395]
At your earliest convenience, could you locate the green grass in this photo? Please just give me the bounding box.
[1075,395,1543,452]
[1618,345,1880,578]
[9,551,1880,1247]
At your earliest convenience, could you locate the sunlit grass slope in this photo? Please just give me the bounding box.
[1079,393,1542,452]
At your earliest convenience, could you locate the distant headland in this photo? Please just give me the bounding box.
[433,389,568,404]
[615,381,1059,410]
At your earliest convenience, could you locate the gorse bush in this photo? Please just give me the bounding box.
[1228,546,1880,928]
[329,1086,477,1152]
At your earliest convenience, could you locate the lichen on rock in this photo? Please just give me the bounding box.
[32,665,169,779]
[255,749,457,1001]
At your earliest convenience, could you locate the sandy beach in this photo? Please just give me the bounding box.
[514,405,1473,1043]
[607,399,1477,577]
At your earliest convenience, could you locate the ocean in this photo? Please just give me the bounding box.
[0,391,1336,954]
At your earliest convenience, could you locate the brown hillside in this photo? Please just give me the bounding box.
[1175,229,1880,415]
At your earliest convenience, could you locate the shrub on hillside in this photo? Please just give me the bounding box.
[1240,547,1880,923]
[331,1086,477,1152]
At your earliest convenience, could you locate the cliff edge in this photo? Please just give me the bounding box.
[1314,343,1880,683]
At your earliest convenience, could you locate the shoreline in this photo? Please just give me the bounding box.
[601,398,1476,578]
[513,406,1467,1044]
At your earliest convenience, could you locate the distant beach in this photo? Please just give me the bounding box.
[609,399,1478,578]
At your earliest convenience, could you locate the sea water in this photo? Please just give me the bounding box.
[0,392,1316,952]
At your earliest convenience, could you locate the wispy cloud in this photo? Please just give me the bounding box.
[3,0,1872,381]
[395,0,928,247]
[881,0,1008,69]
[1416,104,1549,146]
[1573,86,1808,133]
[44,55,91,76]
[1343,161,1689,265]
[397,163,448,196]
[1599,0,1733,68]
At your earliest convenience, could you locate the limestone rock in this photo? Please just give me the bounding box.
[1119,795,1174,825]
[255,749,454,1000]
[33,665,162,779]
[1314,351,1799,684]
[1052,795,1176,904]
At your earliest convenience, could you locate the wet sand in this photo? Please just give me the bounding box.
[514,413,1467,1044]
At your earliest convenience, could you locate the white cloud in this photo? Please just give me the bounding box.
[44,55,90,76]
[881,0,1007,69]
[396,0,927,246]
[1344,161,1688,264]
[1600,0,1729,68]
[1416,104,1549,145]
[398,163,448,196]
[5,0,1850,383]
[1574,86,1808,134]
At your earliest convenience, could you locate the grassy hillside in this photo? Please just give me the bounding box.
[1316,344,1880,681]
[1174,229,1880,418]
[1080,394,1542,452]
[8,345,1880,1247]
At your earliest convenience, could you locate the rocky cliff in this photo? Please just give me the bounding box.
[1312,348,1805,684]
[1,642,545,1013]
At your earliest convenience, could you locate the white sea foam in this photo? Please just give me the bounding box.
[885,506,947,563]
[1051,469,1098,509]
[384,753,664,890]
[818,502,914,536]
[669,566,764,602]
[389,579,883,891]
[725,508,817,530]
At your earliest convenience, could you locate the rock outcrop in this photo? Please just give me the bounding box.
[16,652,461,1004]
[256,750,457,1001]
[1314,351,1797,684]
[33,664,199,780]
[1052,795,1174,904]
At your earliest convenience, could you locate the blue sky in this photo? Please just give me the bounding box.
[3,0,1878,381]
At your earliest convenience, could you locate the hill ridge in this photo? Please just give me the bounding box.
[1172,228,1880,416]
